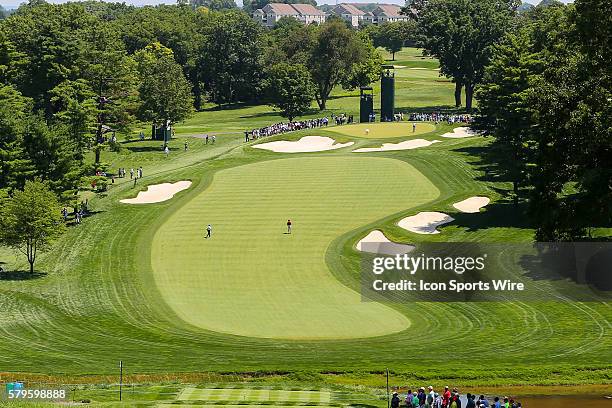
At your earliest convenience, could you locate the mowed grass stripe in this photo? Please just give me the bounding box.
[152,157,439,340]
[326,122,437,139]
[178,388,331,403]
[160,405,336,408]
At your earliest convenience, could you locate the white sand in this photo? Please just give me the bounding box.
[253,136,354,153]
[453,196,490,213]
[409,67,428,70]
[441,127,479,138]
[398,212,454,234]
[120,181,192,204]
[353,139,441,153]
[356,230,414,255]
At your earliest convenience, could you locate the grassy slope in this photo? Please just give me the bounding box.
[0,49,609,384]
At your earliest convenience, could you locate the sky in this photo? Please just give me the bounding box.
[0,0,574,10]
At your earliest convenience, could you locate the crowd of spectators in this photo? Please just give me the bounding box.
[245,117,330,141]
[391,386,523,408]
[408,112,472,124]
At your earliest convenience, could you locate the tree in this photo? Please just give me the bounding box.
[377,21,416,61]
[0,29,27,87]
[341,31,383,90]
[113,5,203,109]
[135,43,194,147]
[77,23,139,164]
[198,10,265,104]
[49,79,97,163]
[417,0,515,109]
[474,31,540,205]
[265,63,315,121]
[21,115,86,198]
[0,84,35,192]
[308,20,379,110]
[0,180,65,273]
[2,2,99,116]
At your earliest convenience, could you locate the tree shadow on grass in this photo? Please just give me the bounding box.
[199,102,257,112]
[452,145,515,185]
[450,200,533,232]
[65,210,104,228]
[0,270,47,281]
[125,145,165,153]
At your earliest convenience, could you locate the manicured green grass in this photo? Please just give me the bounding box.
[325,122,436,139]
[380,47,441,70]
[152,156,438,339]
[177,388,331,403]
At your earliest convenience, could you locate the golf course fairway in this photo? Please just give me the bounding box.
[326,122,436,138]
[152,156,439,339]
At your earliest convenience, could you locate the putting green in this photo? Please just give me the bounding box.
[326,122,436,139]
[152,156,439,339]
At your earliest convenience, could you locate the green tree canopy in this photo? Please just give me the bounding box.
[308,20,381,110]
[198,10,265,104]
[376,21,416,61]
[0,84,35,192]
[0,180,65,273]
[135,43,194,144]
[2,2,99,116]
[417,0,515,109]
[264,63,315,121]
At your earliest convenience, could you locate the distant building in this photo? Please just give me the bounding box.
[329,3,366,28]
[371,4,411,24]
[253,3,326,28]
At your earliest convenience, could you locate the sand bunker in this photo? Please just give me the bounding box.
[441,127,479,138]
[356,230,414,255]
[398,212,454,234]
[353,139,441,153]
[121,181,192,204]
[253,136,353,153]
[453,196,490,213]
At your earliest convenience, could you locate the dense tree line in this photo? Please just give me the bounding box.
[473,0,611,240]
[399,0,609,240]
[0,1,379,197]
